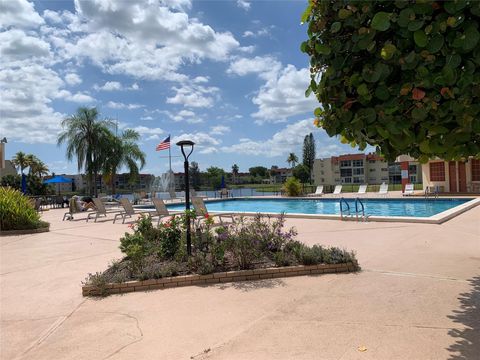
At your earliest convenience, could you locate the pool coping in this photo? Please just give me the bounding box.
[193,196,480,224]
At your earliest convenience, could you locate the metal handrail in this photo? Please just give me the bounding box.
[355,197,365,221]
[340,197,350,219]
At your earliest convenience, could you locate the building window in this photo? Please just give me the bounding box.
[340,160,351,167]
[409,175,417,183]
[381,168,388,172]
[429,162,445,181]
[352,160,363,167]
[369,168,376,172]
[353,168,364,175]
[353,177,363,183]
[340,168,352,177]
[408,164,417,173]
[342,177,352,183]
[368,160,376,164]
[472,159,480,181]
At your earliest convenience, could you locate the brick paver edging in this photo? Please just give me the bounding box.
[82,262,358,296]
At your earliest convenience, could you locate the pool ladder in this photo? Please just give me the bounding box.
[340,197,368,222]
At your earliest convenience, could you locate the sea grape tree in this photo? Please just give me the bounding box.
[301,0,480,161]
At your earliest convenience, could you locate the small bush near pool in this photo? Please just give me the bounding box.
[84,212,358,292]
[0,187,49,231]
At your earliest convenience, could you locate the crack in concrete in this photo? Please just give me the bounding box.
[101,311,144,360]
[365,269,470,283]
[15,299,87,360]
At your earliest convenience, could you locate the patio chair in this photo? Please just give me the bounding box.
[168,189,180,202]
[62,198,83,220]
[357,184,368,196]
[191,196,235,228]
[378,183,389,197]
[307,185,324,197]
[403,183,415,196]
[151,198,183,225]
[332,185,343,196]
[113,198,153,224]
[86,198,123,222]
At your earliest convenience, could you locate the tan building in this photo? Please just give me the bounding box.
[421,158,480,193]
[313,153,422,186]
[0,140,17,178]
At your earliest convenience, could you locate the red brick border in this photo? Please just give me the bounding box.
[82,262,358,296]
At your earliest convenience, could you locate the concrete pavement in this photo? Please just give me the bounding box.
[1,205,479,359]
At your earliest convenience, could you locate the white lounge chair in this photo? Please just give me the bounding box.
[113,198,154,224]
[378,183,389,197]
[151,198,183,225]
[308,185,324,197]
[63,197,83,220]
[87,198,123,222]
[332,185,342,196]
[167,189,180,202]
[357,184,368,196]
[191,196,235,228]
[403,183,414,196]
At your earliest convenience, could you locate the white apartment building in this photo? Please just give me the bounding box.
[313,153,422,186]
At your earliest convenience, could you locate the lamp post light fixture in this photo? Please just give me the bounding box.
[176,140,195,255]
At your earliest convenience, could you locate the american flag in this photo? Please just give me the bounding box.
[156,136,170,151]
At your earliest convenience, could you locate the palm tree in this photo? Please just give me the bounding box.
[232,164,239,184]
[57,107,113,196]
[12,151,29,174]
[30,159,49,178]
[101,129,146,194]
[287,153,298,168]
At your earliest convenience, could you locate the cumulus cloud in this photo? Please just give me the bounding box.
[0,64,64,143]
[172,132,221,154]
[0,29,51,63]
[0,0,44,28]
[62,0,240,81]
[237,0,251,11]
[166,83,219,108]
[65,73,82,85]
[131,125,164,141]
[165,109,203,124]
[223,119,318,157]
[106,101,144,110]
[228,56,317,123]
[210,125,230,135]
[94,81,140,91]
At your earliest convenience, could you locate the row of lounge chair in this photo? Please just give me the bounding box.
[307,183,415,197]
[63,196,234,228]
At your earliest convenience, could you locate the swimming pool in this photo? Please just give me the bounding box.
[167,197,476,219]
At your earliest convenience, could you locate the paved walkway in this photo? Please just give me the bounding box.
[1,205,479,359]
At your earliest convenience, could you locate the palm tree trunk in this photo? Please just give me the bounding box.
[111,172,116,195]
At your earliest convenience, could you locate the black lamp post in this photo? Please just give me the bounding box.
[176,140,195,255]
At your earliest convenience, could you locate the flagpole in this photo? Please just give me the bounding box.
[168,134,174,193]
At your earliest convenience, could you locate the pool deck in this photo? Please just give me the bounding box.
[1,203,479,359]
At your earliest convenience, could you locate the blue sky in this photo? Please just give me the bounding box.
[0,0,361,175]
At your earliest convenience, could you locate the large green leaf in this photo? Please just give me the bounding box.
[371,12,391,31]
[414,30,427,47]
[427,34,444,53]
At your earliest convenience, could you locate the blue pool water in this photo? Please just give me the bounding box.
[167,198,472,218]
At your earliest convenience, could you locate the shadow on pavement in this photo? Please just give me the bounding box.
[447,275,480,359]
[216,278,286,292]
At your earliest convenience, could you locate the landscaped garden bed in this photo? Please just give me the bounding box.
[0,187,50,235]
[83,212,359,297]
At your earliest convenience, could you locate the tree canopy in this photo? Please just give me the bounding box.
[302,0,480,161]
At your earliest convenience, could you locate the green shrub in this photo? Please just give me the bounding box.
[0,187,49,231]
[83,272,108,297]
[283,177,302,196]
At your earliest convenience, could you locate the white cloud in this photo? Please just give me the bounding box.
[0,64,64,143]
[131,125,164,141]
[227,56,281,80]
[229,57,317,123]
[43,10,63,24]
[252,65,317,123]
[223,119,318,157]
[237,0,251,11]
[166,83,219,108]
[210,125,230,135]
[166,109,203,124]
[106,101,143,110]
[172,132,221,154]
[140,116,154,121]
[94,81,139,91]
[0,29,51,63]
[56,90,95,103]
[62,0,240,81]
[242,26,273,38]
[0,0,44,28]
[64,73,82,85]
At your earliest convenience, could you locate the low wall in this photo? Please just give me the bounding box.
[83,262,358,296]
